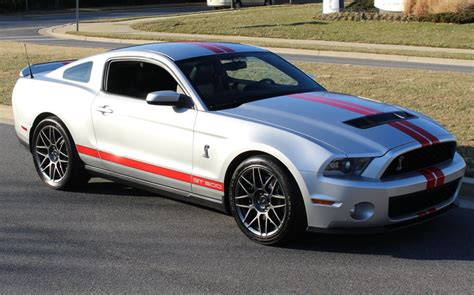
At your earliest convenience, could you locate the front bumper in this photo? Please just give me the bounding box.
[301,152,465,230]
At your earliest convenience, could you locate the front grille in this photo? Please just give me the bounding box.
[382,141,456,178]
[388,178,460,219]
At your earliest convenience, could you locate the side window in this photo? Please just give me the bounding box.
[63,62,93,83]
[105,60,180,99]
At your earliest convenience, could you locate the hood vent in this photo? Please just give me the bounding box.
[344,111,416,129]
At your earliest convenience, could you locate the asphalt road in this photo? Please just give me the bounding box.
[1,123,473,293]
[1,7,473,73]
[0,5,209,45]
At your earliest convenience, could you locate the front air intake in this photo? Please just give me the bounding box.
[344,111,416,129]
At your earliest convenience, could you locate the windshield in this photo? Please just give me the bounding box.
[176,52,325,110]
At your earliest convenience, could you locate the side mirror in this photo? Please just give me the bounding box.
[146,91,189,107]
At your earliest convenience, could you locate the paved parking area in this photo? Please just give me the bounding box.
[1,123,473,293]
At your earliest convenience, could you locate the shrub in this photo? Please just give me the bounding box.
[404,0,474,15]
[313,10,474,23]
[346,0,377,12]
[418,11,474,23]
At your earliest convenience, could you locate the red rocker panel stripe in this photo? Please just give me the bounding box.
[99,150,191,183]
[76,145,224,192]
[76,145,101,158]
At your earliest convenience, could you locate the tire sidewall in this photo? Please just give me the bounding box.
[229,156,303,245]
[32,117,75,189]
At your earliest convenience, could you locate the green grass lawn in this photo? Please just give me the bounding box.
[1,42,472,175]
[133,4,474,49]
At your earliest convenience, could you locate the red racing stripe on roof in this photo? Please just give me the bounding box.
[211,43,235,53]
[190,42,226,54]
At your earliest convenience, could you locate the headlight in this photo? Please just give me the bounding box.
[324,157,372,176]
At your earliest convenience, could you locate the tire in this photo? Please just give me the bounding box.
[234,0,242,8]
[264,0,272,5]
[31,116,89,190]
[229,155,307,245]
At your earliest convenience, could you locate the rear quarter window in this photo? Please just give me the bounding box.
[63,62,93,83]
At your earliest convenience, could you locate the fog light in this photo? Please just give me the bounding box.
[350,202,374,221]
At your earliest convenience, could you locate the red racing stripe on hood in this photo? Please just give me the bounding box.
[288,92,439,147]
[398,120,440,145]
[289,93,378,115]
[389,121,431,147]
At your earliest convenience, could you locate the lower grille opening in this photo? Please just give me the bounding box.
[388,178,460,219]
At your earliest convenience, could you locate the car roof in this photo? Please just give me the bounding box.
[113,42,268,61]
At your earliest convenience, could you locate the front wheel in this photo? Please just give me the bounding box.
[229,156,306,245]
[31,116,89,190]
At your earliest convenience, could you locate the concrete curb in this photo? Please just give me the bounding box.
[39,24,474,68]
[0,105,13,124]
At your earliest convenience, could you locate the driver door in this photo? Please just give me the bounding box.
[91,59,196,192]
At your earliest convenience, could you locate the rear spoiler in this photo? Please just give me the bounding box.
[20,60,76,78]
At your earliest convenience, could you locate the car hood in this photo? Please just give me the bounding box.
[216,91,449,156]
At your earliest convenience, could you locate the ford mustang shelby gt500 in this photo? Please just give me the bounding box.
[13,42,465,245]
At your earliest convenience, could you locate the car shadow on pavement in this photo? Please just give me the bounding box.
[74,180,227,214]
[73,180,156,197]
[79,180,474,261]
[285,208,474,261]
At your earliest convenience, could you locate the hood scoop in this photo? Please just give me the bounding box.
[344,111,416,129]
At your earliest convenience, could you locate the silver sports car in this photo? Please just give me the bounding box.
[12,42,465,245]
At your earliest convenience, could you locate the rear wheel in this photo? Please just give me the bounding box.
[229,156,306,245]
[31,116,89,190]
[264,0,273,5]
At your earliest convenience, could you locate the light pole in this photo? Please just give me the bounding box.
[25,0,28,12]
[231,0,234,9]
[76,0,79,31]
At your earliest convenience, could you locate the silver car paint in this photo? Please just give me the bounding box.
[12,43,466,230]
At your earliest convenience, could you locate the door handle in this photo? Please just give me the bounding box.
[96,105,113,115]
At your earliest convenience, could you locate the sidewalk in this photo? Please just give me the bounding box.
[0,103,472,198]
[40,18,474,67]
